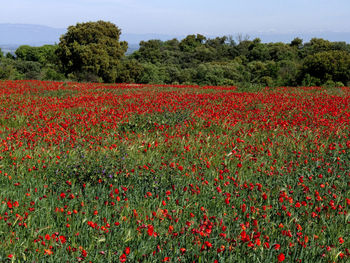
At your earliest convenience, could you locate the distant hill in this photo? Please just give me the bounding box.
[253,31,350,43]
[0,24,180,54]
[1,23,350,54]
[0,24,66,46]
[121,32,350,44]
[0,44,18,54]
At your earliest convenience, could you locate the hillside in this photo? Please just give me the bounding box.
[1,23,350,47]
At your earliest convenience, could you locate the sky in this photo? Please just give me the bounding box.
[1,0,350,35]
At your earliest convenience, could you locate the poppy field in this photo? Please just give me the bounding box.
[0,80,349,262]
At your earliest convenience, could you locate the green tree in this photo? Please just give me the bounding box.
[247,61,274,85]
[267,42,296,61]
[6,53,15,59]
[275,60,300,86]
[38,45,59,65]
[15,45,58,65]
[331,41,350,52]
[138,63,167,84]
[121,32,350,87]
[133,40,163,64]
[115,59,143,83]
[248,42,270,61]
[179,34,206,52]
[56,21,128,83]
[15,45,40,61]
[41,67,65,81]
[194,45,217,62]
[236,39,254,60]
[301,38,332,58]
[14,60,42,80]
[302,50,350,85]
[290,37,303,48]
[0,58,19,79]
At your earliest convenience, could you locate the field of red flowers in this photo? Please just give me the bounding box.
[0,80,349,262]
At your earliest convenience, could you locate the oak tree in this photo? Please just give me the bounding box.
[56,21,127,82]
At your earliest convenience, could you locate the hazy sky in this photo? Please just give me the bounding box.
[1,0,349,35]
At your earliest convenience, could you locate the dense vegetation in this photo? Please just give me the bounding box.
[1,21,350,87]
[0,21,349,263]
[56,21,128,83]
[0,81,349,262]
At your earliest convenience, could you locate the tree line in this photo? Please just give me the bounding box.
[1,21,350,87]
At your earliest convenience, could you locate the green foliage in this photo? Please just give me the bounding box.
[48,149,130,185]
[120,110,192,133]
[275,60,299,86]
[0,59,19,79]
[290,37,303,48]
[56,20,128,83]
[41,67,66,81]
[179,34,206,52]
[248,42,271,61]
[126,36,350,88]
[115,59,143,83]
[177,67,197,84]
[39,45,60,64]
[301,38,350,58]
[6,52,15,59]
[2,25,350,88]
[15,45,58,64]
[307,38,333,54]
[194,62,239,85]
[268,42,296,61]
[302,50,350,85]
[15,45,38,61]
[14,60,42,80]
[3,45,61,80]
[135,40,163,64]
[137,63,169,84]
[1,82,349,261]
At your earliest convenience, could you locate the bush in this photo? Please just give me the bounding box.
[14,61,42,80]
[42,67,66,81]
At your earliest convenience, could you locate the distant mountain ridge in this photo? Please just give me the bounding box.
[1,23,350,53]
[0,24,66,45]
[0,24,185,46]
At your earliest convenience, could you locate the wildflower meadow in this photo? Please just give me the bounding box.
[0,80,349,262]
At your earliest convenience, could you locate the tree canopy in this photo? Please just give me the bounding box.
[1,20,350,87]
[302,50,350,85]
[15,45,58,65]
[56,21,128,82]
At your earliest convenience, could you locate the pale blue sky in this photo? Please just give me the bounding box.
[1,0,349,34]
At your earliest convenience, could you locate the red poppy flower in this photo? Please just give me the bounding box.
[277,253,285,262]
